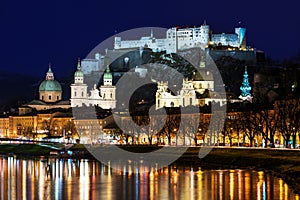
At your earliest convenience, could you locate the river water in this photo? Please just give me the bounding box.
[0,156,299,200]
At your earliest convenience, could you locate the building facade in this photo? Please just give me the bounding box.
[155,69,226,109]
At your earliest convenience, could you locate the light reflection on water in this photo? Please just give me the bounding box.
[0,156,299,200]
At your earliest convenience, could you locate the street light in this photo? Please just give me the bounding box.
[230,127,233,147]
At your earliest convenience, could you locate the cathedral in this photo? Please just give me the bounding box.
[70,59,116,109]
[19,65,70,114]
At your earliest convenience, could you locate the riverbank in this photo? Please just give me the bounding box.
[1,144,299,193]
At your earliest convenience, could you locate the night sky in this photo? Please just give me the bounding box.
[0,0,299,79]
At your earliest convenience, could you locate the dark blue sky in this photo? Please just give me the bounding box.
[0,0,299,79]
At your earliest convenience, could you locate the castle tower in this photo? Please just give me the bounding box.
[235,27,246,49]
[200,21,210,44]
[70,58,88,107]
[39,64,62,103]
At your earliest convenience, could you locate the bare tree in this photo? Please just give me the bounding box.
[275,99,300,148]
[240,110,258,147]
[161,114,180,145]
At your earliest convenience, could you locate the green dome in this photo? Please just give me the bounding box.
[104,67,112,79]
[74,70,84,77]
[39,80,62,91]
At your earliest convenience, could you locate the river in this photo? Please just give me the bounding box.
[0,156,298,200]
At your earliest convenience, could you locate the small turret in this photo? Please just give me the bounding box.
[103,66,113,86]
[74,58,84,84]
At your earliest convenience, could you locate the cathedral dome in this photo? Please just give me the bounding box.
[39,80,62,92]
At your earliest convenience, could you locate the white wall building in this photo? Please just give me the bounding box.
[114,22,246,54]
[70,59,116,109]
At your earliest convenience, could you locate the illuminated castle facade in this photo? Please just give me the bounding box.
[114,22,246,54]
[70,60,116,109]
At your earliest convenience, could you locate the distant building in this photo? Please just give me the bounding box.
[70,59,116,109]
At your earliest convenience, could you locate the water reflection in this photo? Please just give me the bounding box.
[0,156,299,200]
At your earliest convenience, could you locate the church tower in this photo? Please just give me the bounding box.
[100,66,115,99]
[99,66,116,109]
[180,79,197,107]
[70,59,88,107]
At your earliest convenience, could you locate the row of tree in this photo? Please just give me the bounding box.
[116,99,300,148]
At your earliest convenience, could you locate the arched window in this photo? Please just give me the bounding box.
[171,102,174,107]
[82,91,84,97]
[110,93,112,98]
[75,92,77,97]
[49,95,51,100]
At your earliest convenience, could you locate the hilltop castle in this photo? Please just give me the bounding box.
[114,22,246,54]
[79,22,251,75]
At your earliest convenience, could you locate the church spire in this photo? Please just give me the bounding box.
[239,66,252,102]
[77,58,81,70]
[74,57,84,83]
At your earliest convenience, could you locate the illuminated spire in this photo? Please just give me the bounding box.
[240,66,252,97]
